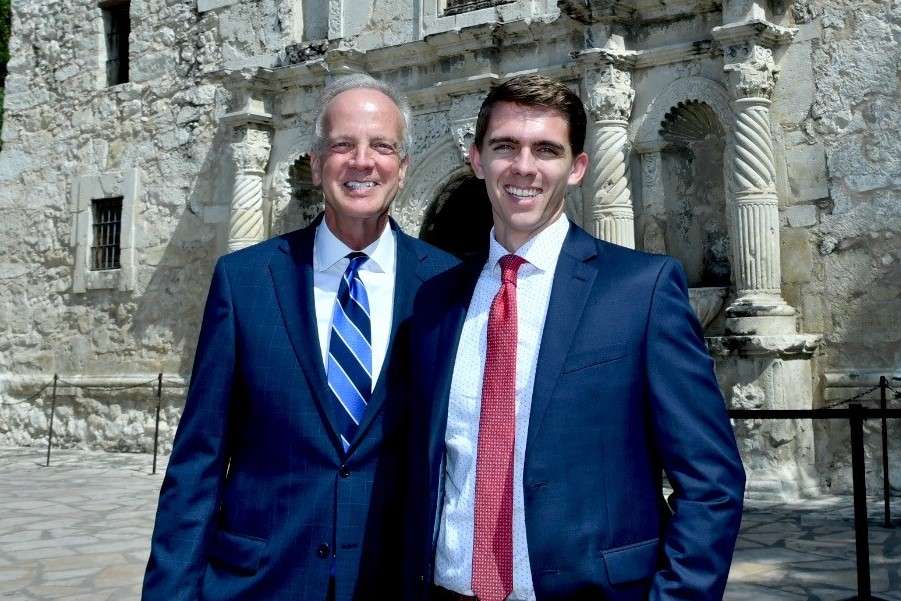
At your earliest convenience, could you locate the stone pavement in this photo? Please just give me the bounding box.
[0,446,898,600]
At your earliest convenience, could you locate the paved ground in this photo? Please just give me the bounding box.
[0,446,898,600]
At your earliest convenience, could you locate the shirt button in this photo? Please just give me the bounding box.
[339,465,351,478]
[317,543,330,558]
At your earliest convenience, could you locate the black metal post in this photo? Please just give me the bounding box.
[152,373,162,475]
[880,376,892,529]
[45,375,58,467]
[843,403,888,601]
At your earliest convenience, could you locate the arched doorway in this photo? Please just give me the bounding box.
[419,175,494,261]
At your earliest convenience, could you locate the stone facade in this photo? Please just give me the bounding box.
[0,0,897,499]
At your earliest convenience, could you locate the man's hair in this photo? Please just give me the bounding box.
[474,74,587,155]
[311,73,413,159]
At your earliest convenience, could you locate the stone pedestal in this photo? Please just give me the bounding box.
[708,334,821,500]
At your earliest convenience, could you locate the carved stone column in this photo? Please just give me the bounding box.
[638,149,666,253]
[582,64,636,248]
[723,43,795,334]
[228,124,272,252]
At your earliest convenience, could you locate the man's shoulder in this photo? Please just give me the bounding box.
[563,222,676,274]
[395,229,461,277]
[216,227,312,272]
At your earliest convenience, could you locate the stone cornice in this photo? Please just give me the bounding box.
[706,334,821,360]
[711,19,798,48]
[572,47,637,70]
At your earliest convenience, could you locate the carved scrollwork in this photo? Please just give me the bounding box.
[585,64,634,122]
[583,121,635,248]
[231,126,273,173]
[732,99,777,194]
[724,44,779,100]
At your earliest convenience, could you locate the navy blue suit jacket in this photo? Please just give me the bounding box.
[403,223,745,601]
[143,217,457,601]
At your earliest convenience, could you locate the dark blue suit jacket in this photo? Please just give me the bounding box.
[143,217,457,601]
[403,223,745,601]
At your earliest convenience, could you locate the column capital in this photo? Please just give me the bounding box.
[583,63,635,122]
[231,124,273,174]
[724,43,779,100]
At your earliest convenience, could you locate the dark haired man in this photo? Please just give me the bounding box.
[403,74,745,601]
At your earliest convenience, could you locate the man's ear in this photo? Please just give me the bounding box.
[310,153,321,186]
[398,156,409,189]
[469,144,485,179]
[568,151,589,186]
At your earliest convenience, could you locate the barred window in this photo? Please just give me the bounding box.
[443,0,515,16]
[102,1,130,86]
[91,197,123,271]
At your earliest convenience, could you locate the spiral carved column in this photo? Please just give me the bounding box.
[724,43,795,332]
[228,125,272,253]
[582,64,636,248]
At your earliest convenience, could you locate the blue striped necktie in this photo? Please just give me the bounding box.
[327,251,372,452]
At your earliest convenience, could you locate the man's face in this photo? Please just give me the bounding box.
[470,101,588,251]
[311,88,408,234]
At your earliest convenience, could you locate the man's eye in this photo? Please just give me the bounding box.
[537,146,561,157]
[331,142,353,152]
[492,143,513,152]
[373,143,397,155]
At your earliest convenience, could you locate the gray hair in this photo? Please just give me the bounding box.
[311,73,413,159]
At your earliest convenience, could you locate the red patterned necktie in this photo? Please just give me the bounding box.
[472,254,526,601]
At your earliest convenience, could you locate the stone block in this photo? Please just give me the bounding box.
[785,204,818,228]
[784,145,829,202]
[197,0,241,12]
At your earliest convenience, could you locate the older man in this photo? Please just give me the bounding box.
[143,74,456,601]
[403,74,745,601]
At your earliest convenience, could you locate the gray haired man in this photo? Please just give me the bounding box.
[143,74,457,601]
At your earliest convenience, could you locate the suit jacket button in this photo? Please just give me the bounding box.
[339,465,351,478]
[317,543,330,559]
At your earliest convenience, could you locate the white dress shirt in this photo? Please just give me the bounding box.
[312,219,396,390]
[435,213,570,600]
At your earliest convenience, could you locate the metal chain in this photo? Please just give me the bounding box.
[823,385,881,409]
[0,380,54,405]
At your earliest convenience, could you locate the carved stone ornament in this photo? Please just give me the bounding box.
[585,65,634,122]
[451,118,477,164]
[724,44,779,99]
[231,126,273,173]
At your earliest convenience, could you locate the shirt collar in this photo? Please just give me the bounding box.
[486,212,570,274]
[313,217,396,274]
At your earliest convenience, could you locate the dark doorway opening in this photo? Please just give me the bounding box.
[419,176,494,261]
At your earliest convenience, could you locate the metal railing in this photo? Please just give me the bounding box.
[728,376,900,601]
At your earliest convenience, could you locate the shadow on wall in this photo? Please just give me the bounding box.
[128,122,234,379]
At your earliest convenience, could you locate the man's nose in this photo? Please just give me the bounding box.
[511,148,537,175]
[349,144,376,168]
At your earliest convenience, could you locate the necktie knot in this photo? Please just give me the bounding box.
[499,254,526,285]
[345,251,369,276]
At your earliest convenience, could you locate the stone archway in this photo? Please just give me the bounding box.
[658,100,731,288]
[420,175,494,261]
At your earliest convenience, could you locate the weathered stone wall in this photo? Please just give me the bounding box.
[0,0,232,451]
[776,0,900,493]
[0,0,897,497]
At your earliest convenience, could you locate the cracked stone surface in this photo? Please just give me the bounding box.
[0,446,899,599]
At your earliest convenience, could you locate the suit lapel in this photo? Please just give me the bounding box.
[268,219,345,454]
[527,225,600,444]
[426,259,483,474]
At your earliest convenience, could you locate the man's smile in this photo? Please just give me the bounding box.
[504,185,542,199]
